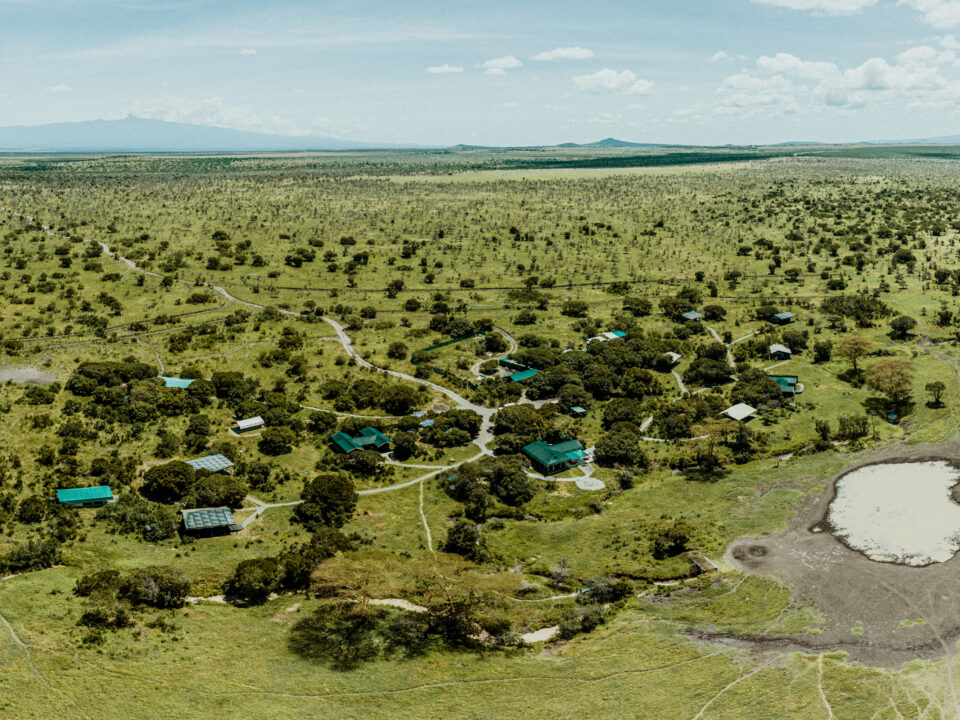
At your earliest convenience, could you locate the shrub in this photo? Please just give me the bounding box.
[141,461,196,503]
[258,426,297,456]
[651,520,694,559]
[119,567,190,608]
[96,494,179,540]
[224,557,280,604]
[296,473,358,530]
[1,538,61,574]
[442,520,487,562]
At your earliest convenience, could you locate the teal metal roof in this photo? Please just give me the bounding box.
[358,426,391,445]
[499,358,527,371]
[551,439,585,455]
[508,368,539,382]
[331,432,358,453]
[57,485,113,504]
[522,439,585,472]
[330,427,391,453]
[772,311,797,321]
[769,375,800,393]
[158,376,196,389]
[181,507,235,530]
[187,454,234,472]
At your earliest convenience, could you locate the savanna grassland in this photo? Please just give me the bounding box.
[3,147,960,718]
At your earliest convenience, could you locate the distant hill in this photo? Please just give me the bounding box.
[0,116,424,152]
[556,137,668,148]
[7,120,960,154]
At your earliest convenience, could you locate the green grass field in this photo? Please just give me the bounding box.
[3,147,960,718]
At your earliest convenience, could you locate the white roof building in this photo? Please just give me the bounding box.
[236,416,264,431]
[721,403,757,422]
[769,343,792,356]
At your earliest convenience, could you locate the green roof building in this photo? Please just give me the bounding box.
[499,358,527,372]
[768,375,803,395]
[522,439,588,476]
[508,368,539,382]
[330,427,392,454]
[56,485,114,507]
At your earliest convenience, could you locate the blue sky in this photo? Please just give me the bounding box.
[5,0,960,145]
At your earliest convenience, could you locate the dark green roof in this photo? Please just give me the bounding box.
[769,375,800,393]
[551,439,584,455]
[330,427,392,453]
[522,439,585,471]
[499,358,527,371]
[331,432,357,453]
[181,507,235,530]
[57,486,113,504]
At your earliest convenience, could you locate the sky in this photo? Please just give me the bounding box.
[6,0,960,145]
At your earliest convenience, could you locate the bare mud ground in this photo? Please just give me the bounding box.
[0,367,56,384]
[721,441,960,668]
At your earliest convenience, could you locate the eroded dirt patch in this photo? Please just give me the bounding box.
[721,442,960,667]
[0,367,57,385]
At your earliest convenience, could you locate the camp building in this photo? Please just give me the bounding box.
[236,416,264,432]
[721,403,757,422]
[769,343,792,361]
[187,453,234,474]
[181,507,239,536]
[56,485,114,507]
[498,358,527,372]
[768,375,803,396]
[522,439,588,476]
[681,310,703,322]
[331,427,392,454]
[771,311,797,325]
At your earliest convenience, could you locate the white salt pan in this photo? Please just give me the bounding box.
[827,460,960,566]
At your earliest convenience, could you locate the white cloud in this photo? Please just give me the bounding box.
[47,84,72,93]
[480,55,522,75]
[718,46,960,117]
[573,68,654,94]
[756,53,838,80]
[717,73,799,115]
[129,95,310,135]
[900,0,960,28]
[942,33,960,49]
[426,64,463,74]
[533,46,594,61]
[711,51,730,62]
[627,78,654,95]
[239,48,257,55]
[751,0,877,14]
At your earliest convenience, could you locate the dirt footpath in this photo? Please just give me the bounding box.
[721,441,960,668]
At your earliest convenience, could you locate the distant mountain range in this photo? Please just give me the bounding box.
[0,116,424,152]
[3,118,960,152]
